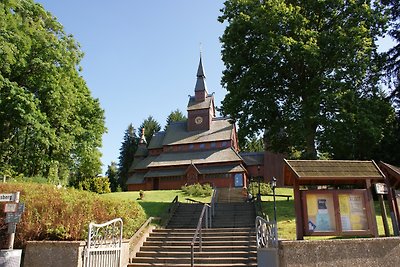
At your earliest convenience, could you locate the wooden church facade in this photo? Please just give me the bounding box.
[126,57,251,191]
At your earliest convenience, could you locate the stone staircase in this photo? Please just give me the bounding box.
[213,202,256,228]
[129,188,257,266]
[129,228,257,266]
[166,203,203,228]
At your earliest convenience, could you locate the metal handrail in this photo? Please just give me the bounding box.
[190,203,211,267]
[210,188,217,217]
[185,198,205,204]
[255,216,278,248]
[161,195,179,226]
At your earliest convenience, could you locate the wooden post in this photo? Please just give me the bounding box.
[386,181,400,236]
[378,194,390,236]
[293,179,304,240]
[366,180,378,237]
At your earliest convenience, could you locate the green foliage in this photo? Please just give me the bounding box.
[164,109,187,130]
[118,124,138,190]
[0,0,106,183]
[240,133,264,152]
[78,177,111,194]
[181,183,213,197]
[138,116,161,145]
[106,161,119,192]
[0,182,146,248]
[248,181,272,196]
[219,0,394,160]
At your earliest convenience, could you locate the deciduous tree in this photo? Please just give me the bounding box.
[0,0,106,184]
[219,0,392,159]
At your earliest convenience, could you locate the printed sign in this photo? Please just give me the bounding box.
[4,203,18,213]
[0,193,15,202]
[5,212,21,223]
[374,183,388,195]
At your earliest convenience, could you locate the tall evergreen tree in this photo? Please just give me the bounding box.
[138,116,161,145]
[106,161,119,192]
[219,0,393,159]
[118,124,138,190]
[164,109,187,130]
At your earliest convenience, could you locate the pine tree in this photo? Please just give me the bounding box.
[118,124,138,190]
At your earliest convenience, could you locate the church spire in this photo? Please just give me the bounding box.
[194,54,208,101]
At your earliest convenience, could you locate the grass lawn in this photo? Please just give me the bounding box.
[104,190,211,218]
[261,188,395,240]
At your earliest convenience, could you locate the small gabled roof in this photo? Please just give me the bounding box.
[240,152,264,166]
[284,160,384,186]
[187,95,214,111]
[126,173,145,185]
[128,155,158,172]
[148,131,165,149]
[379,161,400,189]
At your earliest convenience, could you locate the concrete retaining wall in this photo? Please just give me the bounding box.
[278,237,400,267]
[23,240,130,267]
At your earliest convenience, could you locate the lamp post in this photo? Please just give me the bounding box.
[257,165,261,201]
[271,176,278,245]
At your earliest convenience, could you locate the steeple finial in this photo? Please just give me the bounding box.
[139,128,147,144]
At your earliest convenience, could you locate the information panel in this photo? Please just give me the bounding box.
[306,194,335,232]
[303,189,372,236]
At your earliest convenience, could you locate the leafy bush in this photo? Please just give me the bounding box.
[0,182,146,249]
[248,181,272,195]
[78,176,111,194]
[181,183,213,197]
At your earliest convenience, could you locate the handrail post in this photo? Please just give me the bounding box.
[205,207,208,229]
[191,243,194,267]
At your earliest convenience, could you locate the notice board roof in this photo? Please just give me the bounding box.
[284,160,384,186]
[379,161,400,189]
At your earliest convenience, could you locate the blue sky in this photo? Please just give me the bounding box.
[36,1,394,174]
[36,0,227,173]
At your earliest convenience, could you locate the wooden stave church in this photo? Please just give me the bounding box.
[126,57,281,191]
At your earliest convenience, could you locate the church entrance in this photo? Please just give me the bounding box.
[153,178,159,190]
[234,173,244,187]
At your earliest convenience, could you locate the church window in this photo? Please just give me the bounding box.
[199,143,205,149]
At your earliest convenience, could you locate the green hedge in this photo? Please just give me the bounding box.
[181,183,213,197]
[0,182,146,248]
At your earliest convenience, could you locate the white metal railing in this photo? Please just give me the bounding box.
[84,218,123,267]
[255,216,278,248]
[190,203,211,267]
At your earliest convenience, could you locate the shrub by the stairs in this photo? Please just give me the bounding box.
[0,182,146,249]
[181,183,212,197]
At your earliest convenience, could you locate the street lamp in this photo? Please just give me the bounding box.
[271,176,278,245]
[271,177,277,223]
[257,165,261,201]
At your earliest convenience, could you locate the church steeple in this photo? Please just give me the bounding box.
[194,55,208,102]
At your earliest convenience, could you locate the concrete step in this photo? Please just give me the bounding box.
[136,251,257,258]
[129,263,257,267]
[140,245,257,252]
[146,235,255,242]
[130,256,257,264]
[143,240,257,247]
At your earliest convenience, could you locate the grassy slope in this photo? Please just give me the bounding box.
[104,190,211,218]
[261,188,394,240]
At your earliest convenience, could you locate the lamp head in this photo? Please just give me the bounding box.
[271,177,277,188]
